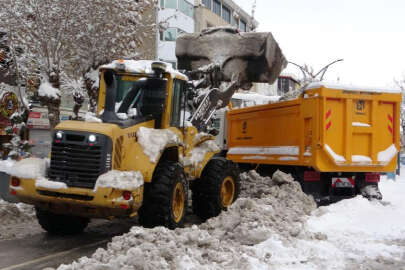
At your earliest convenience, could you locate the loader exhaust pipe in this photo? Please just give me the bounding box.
[101,70,120,123]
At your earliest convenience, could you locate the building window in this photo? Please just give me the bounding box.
[202,0,211,10]
[163,28,177,41]
[160,0,164,8]
[165,0,177,9]
[239,19,247,32]
[213,0,221,16]
[179,0,193,17]
[222,6,231,23]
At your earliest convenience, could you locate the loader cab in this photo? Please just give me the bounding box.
[97,60,188,129]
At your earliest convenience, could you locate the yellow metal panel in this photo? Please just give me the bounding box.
[227,86,401,173]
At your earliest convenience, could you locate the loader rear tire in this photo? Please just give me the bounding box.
[138,161,188,229]
[191,158,240,220]
[35,208,89,235]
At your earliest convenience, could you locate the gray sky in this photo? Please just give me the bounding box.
[233,0,405,87]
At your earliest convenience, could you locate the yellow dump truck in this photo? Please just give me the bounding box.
[227,83,402,202]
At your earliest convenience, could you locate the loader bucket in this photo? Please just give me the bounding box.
[176,27,287,85]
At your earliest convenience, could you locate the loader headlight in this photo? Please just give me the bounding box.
[55,131,63,140]
[88,134,97,143]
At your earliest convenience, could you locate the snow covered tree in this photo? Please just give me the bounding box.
[70,0,155,112]
[0,0,155,126]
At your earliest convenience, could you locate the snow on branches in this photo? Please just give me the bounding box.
[0,0,155,125]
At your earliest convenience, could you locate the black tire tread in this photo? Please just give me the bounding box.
[191,158,240,220]
[35,208,89,235]
[138,161,187,229]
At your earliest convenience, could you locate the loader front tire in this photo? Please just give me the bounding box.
[35,208,89,235]
[138,161,187,229]
[191,158,240,220]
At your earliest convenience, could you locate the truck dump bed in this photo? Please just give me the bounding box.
[227,83,402,172]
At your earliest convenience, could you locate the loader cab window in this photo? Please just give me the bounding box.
[115,76,167,127]
[170,79,184,127]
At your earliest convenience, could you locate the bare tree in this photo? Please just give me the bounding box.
[289,59,344,88]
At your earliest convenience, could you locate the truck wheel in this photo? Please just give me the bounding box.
[138,161,188,229]
[191,158,240,220]
[35,208,89,235]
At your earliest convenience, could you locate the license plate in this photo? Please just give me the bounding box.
[332,177,355,188]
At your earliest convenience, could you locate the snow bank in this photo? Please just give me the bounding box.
[38,81,61,99]
[6,158,48,179]
[94,170,144,191]
[136,127,180,163]
[57,170,317,270]
[0,199,35,227]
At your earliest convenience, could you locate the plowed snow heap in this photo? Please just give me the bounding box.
[176,27,286,85]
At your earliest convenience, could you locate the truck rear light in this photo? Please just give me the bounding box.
[123,191,131,200]
[11,177,20,187]
[365,173,380,183]
[304,171,321,181]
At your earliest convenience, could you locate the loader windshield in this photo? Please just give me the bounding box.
[115,76,167,122]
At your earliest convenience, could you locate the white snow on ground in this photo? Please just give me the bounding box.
[38,81,61,99]
[94,170,144,191]
[136,127,180,163]
[54,169,405,270]
[0,199,36,239]
[56,170,318,270]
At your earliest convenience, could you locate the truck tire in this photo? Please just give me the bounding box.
[35,208,89,235]
[191,158,240,220]
[138,161,188,229]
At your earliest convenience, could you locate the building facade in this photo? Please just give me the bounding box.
[157,0,195,68]
[195,0,257,33]
[156,0,255,68]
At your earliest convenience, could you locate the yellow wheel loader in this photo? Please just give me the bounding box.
[9,28,285,234]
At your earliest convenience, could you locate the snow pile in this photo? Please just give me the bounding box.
[182,140,220,166]
[38,81,61,99]
[0,199,35,227]
[56,170,318,270]
[6,158,48,179]
[136,127,180,163]
[94,170,144,191]
[85,112,102,123]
